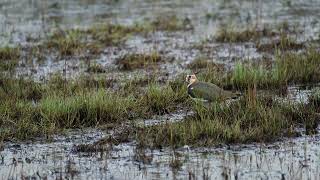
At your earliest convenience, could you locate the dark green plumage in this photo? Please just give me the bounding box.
[188,81,238,102]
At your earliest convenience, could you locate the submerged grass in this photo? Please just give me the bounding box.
[116,52,163,70]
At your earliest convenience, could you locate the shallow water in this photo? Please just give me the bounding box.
[1,128,320,180]
[2,0,320,44]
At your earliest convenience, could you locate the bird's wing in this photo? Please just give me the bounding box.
[189,82,225,101]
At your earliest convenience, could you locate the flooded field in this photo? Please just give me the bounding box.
[1,0,320,80]
[1,0,320,179]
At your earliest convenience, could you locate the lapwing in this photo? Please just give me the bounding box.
[186,74,240,103]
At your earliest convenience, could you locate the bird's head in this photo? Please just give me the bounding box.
[185,74,198,84]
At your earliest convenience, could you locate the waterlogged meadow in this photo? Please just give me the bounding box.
[1,0,320,179]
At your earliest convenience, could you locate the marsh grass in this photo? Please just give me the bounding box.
[0,100,44,140]
[214,26,276,43]
[86,24,146,45]
[310,88,320,108]
[214,23,302,45]
[116,52,163,70]
[43,18,192,58]
[120,75,157,96]
[136,49,320,147]
[1,43,319,143]
[45,74,115,96]
[86,63,106,73]
[40,90,135,128]
[0,77,44,101]
[169,153,183,171]
[139,82,188,115]
[1,19,194,70]
[194,48,320,90]
[0,88,136,140]
[0,46,20,61]
[137,95,317,148]
[187,57,224,71]
[150,15,193,31]
[194,65,231,90]
[44,24,146,57]
[257,33,304,52]
[0,46,20,71]
[275,49,320,84]
[0,74,189,140]
[46,29,85,56]
[231,62,276,89]
[0,60,18,71]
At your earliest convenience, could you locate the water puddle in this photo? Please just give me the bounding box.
[1,128,320,179]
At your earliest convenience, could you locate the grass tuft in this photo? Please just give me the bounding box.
[40,90,134,128]
[0,46,20,71]
[195,48,320,90]
[187,57,224,71]
[116,52,162,70]
[150,15,193,31]
[139,82,188,115]
[257,33,304,52]
[87,24,145,45]
[0,46,20,61]
[309,88,320,109]
[86,64,106,73]
[46,29,85,56]
[214,26,276,43]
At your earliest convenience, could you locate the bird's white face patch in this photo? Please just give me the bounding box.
[185,75,191,83]
[185,74,197,84]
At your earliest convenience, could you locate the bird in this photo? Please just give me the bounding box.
[185,74,240,103]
